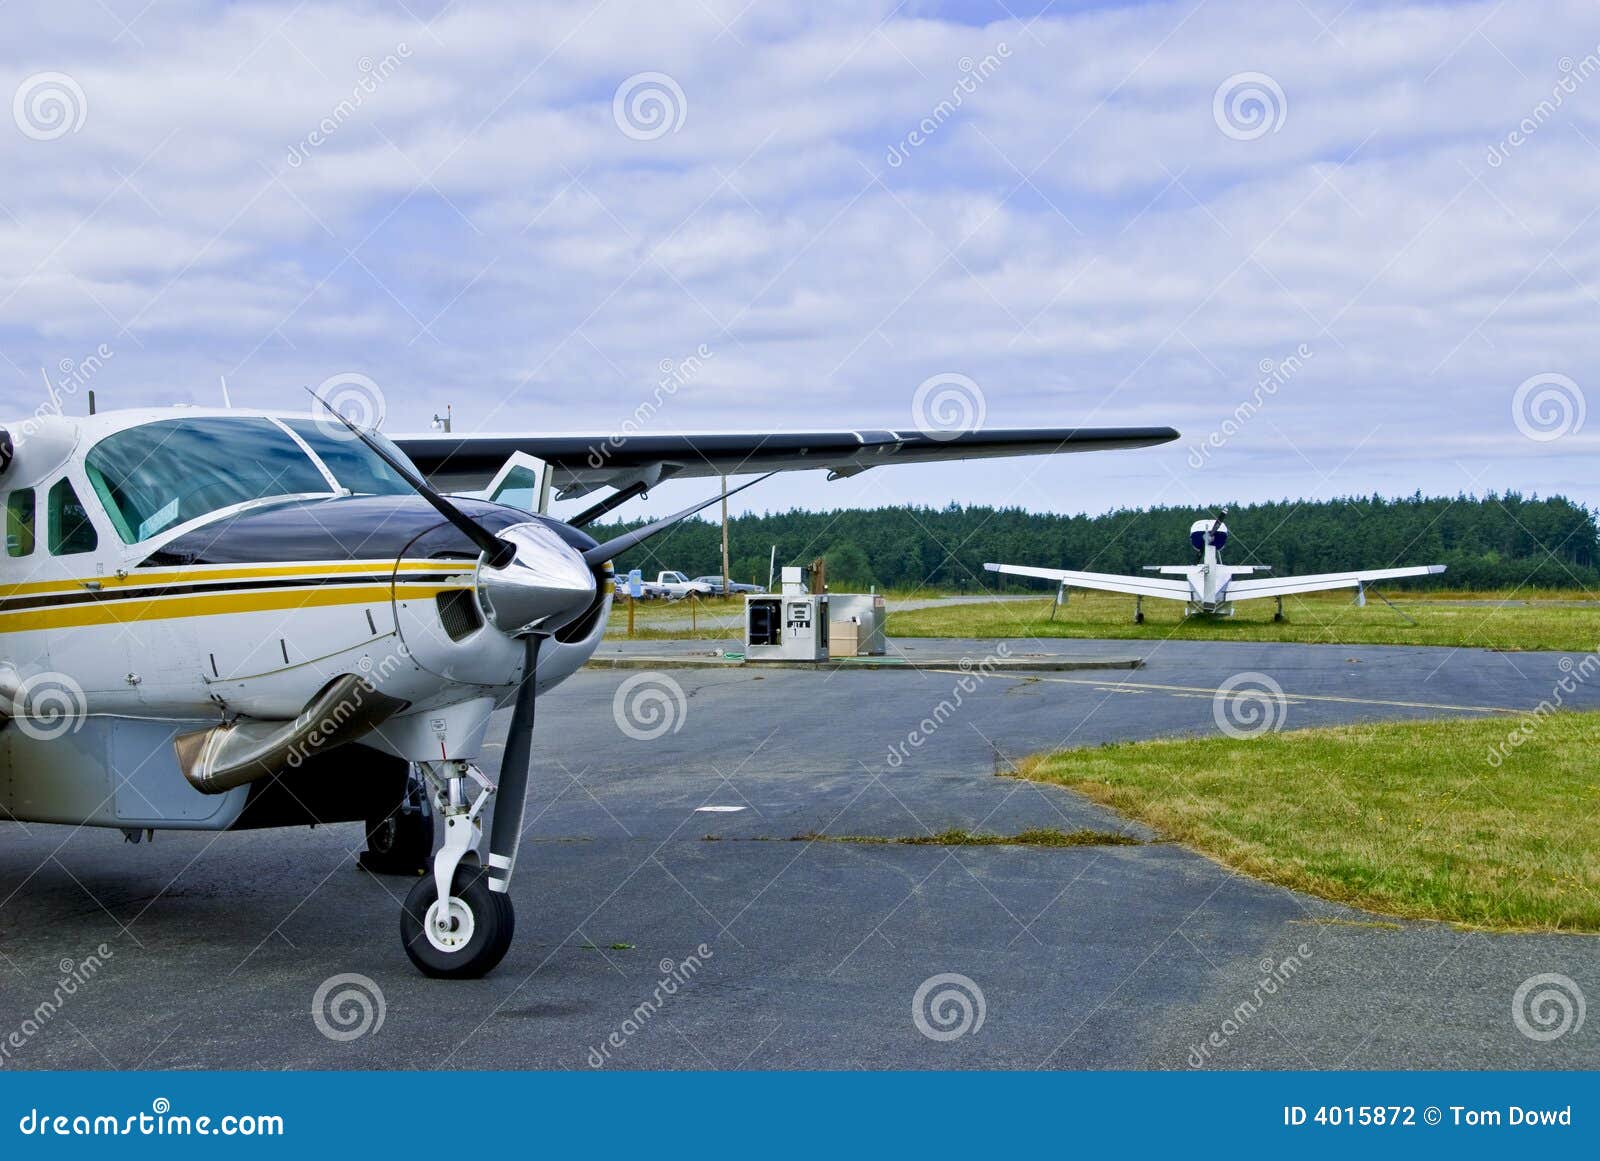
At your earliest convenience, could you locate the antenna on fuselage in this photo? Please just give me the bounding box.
[38,367,60,415]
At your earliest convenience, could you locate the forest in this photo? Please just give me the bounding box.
[591,493,1600,593]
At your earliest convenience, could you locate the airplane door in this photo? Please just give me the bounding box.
[483,452,552,515]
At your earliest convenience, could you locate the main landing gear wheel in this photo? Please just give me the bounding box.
[360,804,432,876]
[400,862,515,979]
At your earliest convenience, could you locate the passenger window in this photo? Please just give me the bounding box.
[6,489,34,557]
[48,479,98,555]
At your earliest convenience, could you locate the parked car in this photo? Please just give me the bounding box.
[691,575,766,595]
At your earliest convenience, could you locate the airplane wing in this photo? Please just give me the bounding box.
[392,426,1180,497]
[1226,565,1445,600]
[984,562,1192,601]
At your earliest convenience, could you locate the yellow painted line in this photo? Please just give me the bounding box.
[0,558,455,599]
[0,582,465,632]
[929,670,1527,717]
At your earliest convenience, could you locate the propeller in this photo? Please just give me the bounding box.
[486,635,539,893]
[304,401,779,889]
[485,476,776,893]
[1199,507,1227,551]
[582,473,775,568]
[306,389,516,568]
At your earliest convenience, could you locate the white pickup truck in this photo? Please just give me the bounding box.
[652,571,716,599]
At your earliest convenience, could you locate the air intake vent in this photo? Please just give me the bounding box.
[436,588,483,641]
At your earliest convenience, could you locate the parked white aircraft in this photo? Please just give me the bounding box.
[986,514,1444,622]
[0,401,1176,977]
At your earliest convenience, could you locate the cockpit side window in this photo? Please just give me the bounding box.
[47,479,97,555]
[6,488,35,557]
[85,417,332,544]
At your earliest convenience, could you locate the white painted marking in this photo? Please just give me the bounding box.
[694,805,747,813]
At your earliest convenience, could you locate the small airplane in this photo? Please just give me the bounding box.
[0,400,1176,977]
[986,512,1444,622]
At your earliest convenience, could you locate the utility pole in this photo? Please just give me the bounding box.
[720,475,731,597]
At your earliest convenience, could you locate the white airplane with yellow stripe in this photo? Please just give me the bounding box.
[0,401,1178,977]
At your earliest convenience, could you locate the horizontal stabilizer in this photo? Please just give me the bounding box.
[1227,565,1445,601]
[985,562,1191,602]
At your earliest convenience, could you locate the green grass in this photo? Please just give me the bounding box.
[884,588,1600,653]
[1017,711,1600,932]
[605,595,744,640]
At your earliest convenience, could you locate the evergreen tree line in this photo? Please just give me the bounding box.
[591,493,1600,593]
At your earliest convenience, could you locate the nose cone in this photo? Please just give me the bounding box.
[477,522,597,636]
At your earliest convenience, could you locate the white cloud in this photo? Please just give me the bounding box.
[0,0,1597,521]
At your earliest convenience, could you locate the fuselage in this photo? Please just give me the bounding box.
[1159,520,1252,612]
[0,407,612,760]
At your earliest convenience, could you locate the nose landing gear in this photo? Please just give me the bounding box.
[400,760,515,978]
[396,637,543,979]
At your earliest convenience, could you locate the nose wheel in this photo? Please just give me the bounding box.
[399,861,515,978]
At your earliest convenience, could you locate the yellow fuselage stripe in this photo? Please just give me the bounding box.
[0,582,464,633]
[0,559,455,600]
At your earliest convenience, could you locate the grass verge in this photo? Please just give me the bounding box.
[1016,711,1600,932]
[885,588,1600,652]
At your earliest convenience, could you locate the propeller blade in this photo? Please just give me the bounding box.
[487,635,538,892]
[306,388,514,568]
[582,473,774,568]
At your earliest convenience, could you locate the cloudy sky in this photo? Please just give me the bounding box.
[2,0,1598,523]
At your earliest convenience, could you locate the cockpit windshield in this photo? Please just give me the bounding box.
[282,420,414,498]
[84,416,415,544]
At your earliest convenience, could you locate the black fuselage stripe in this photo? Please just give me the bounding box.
[0,572,467,614]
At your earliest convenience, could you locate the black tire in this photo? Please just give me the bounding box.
[399,863,515,979]
[360,805,432,876]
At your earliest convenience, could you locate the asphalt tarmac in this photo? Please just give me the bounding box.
[1,637,1595,1070]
